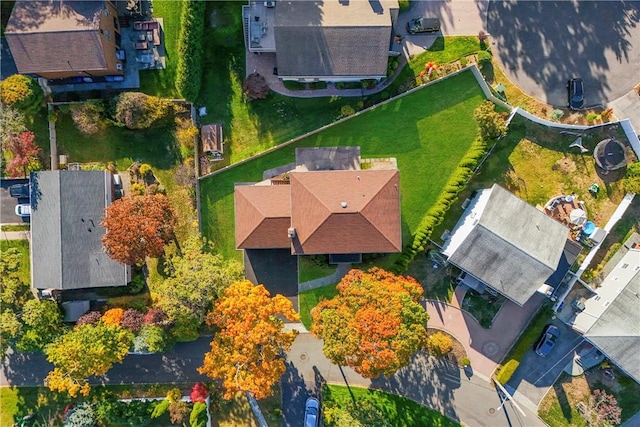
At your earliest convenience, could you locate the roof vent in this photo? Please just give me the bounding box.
[288,227,296,238]
[341,202,347,208]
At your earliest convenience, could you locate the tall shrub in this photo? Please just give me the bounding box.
[0,74,44,114]
[176,0,206,101]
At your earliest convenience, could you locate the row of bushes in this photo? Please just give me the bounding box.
[392,138,489,272]
[176,0,206,101]
[494,359,520,385]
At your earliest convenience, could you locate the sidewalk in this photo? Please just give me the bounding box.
[1,229,30,241]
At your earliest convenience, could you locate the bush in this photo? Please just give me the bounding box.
[550,109,564,121]
[130,183,146,196]
[76,311,102,327]
[113,92,172,129]
[138,163,153,177]
[624,162,640,193]
[133,325,169,353]
[169,400,190,424]
[189,402,208,427]
[427,331,453,357]
[398,0,410,12]
[586,112,599,123]
[126,273,146,294]
[495,359,519,385]
[169,312,200,342]
[176,1,206,100]
[151,399,170,419]
[174,118,198,159]
[477,50,492,66]
[473,101,507,141]
[64,402,96,427]
[70,100,105,134]
[340,105,356,117]
[461,357,471,367]
[190,383,209,403]
[102,308,124,326]
[460,57,468,67]
[0,74,44,114]
[121,309,144,333]
[143,307,169,326]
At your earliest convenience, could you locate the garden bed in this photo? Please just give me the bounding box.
[460,291,506,329]
[426,328,467,366]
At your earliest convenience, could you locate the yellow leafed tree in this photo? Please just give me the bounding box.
[198,280,299,399]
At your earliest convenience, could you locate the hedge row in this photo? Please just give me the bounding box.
[495,359,520,385]
[176,0,206,101]
[392,138,488,273]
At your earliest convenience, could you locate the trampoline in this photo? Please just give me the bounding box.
[593,138,627,171]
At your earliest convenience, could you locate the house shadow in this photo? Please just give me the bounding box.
[280,360,316,427]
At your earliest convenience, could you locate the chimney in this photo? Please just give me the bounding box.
[288,227,296,238]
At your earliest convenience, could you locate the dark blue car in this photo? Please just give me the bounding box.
[535,324,560,357]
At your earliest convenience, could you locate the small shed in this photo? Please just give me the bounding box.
[201,123,224,157]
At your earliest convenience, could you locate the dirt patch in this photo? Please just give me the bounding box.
[552,158,577,175]
[406,250,455,302]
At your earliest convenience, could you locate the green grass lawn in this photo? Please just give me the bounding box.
[408,36,481,73]
[0,224,29,232]
[1,239,30,284]
[323,384,460,427]
[138,0,182,97]
[298,256,338,284]
[298,284,339,330]
[200,70,484,260]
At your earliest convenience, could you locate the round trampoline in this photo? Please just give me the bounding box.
[593,138,627,171]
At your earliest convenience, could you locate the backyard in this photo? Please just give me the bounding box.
[0,239,30,284]
[538,369,640,427]
[200,70,485,260]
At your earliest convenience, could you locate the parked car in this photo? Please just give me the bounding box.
[9,183,29,199]
[535,324,560,356]
[304,397,320,427]
[567,78,584,110]
[14,204,31,218]
[406,17,441,34]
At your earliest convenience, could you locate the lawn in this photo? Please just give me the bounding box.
[298,284,339,330]
[200,70,485,260]
[538,370,640,427]
[298,256,338,284]
[138,0,182,98]
[1,239,30,284]
[407,36,481,73]
[323,384,460,427]
[0,224,29,232]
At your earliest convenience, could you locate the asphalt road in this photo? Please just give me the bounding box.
[506,319,583,409]
[0,178,29,224]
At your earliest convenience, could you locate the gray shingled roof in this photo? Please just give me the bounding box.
[30,170,127,290]
[448,185,570,305]
[273,0,396,78]
[585,271,640,384]
[5,1,108,74]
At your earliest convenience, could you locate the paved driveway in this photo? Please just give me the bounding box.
[506,319,583,410]
[244,249,299,310]
[487,1,640,107]
[1,178,29,224]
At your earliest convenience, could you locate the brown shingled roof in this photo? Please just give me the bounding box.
[235,185,291,249]
[290,169,401,255]
[5,1,108,74]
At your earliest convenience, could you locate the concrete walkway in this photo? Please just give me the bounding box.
[1,230,30,241]
[298,263,352,292]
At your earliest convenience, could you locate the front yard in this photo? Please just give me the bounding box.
[200,70,485,260]
[538,369,640,427]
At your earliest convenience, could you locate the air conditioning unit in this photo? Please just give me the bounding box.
[288,227,296,238]
[116,63,123,71]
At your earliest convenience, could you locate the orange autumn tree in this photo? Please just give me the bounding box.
[101,194,176,265]
[198,280,299,400]
[311,268,429,378]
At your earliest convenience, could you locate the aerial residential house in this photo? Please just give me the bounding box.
[441,184,582,306]
[235,147,401,260]
[564,234,640,384]
[5,0,123,80]
[30,170,130,291]
[243,0,399,82]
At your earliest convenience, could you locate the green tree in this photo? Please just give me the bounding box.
[113,92,172,129]
[45,323,133,397]
[0,105,27,146]
[473,100,507,141]
[311,268,429,378]
[176,0,205,100]
[189,402,207,427]
[0,247,32,356]
[0,74,44,114]
[16,299,65,351]
[153,235,242,327]
[624,162,640,193]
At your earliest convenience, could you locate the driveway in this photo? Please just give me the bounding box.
[282,333,545,427]
[0,178,30,224]
[244,249,299,311]
[505,319,583,410]
[487,1,640,107]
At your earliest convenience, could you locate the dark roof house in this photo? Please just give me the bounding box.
[5,0,123,80]
[244,0,399,82]
[441,184,581,306]
[30,170,130,290]
[234,147,401,256]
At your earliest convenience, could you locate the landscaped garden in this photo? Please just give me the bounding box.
[200,70,485,260]
[322,384,461,427]
[538,368,640,427]
[460,290,506,329]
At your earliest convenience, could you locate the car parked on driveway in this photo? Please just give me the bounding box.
[406,17,441,34]
[535,324,560,356]
[14,203,31,218]
[304,397,320,427]
[567,78,584,110]
[9,183,29,199]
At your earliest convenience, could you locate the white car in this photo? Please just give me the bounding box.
[304,397,320,427]
[15,204,31,217]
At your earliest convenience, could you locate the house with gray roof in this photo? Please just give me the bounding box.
[30,170,130,290]
[243,0,399,82]
[441,184,581,306]
[565,234,640,384]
